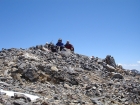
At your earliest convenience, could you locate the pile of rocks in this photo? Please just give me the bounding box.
[0,45,140,105]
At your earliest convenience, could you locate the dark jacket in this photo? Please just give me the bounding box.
[56,42,64,47]
[65,44,74,51]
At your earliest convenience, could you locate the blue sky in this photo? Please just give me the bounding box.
[0,0,140,71]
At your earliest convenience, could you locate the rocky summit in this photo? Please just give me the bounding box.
[0,44,140,105]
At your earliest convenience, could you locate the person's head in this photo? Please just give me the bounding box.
[45,42,48,45]
[58,38,62,42]
[66,40,69,44]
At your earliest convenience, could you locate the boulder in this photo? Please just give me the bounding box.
[106,64,116,72]
[112,73,124,79]
[51,66,58,72]
[60,48,72,57]
[105,55,116,68]
[24,68,39,81]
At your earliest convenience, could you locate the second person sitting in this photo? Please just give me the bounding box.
[64,40,74,52]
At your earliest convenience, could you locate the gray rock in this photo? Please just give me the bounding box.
[24,68,39,81]
[97,58,103,63]
[106,64,116,72]
[105,55,116,68]
[18,63,27,70]
[112,73,124,79]
[90,98,104,105]
[60,48,72,57]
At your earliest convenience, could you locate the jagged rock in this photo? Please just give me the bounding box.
[13,93,31,102]
[105,55,116,68]
[24,68,39,81]
[74,67,83,72]
[106,64,116,72]
[90,98,103,105]
[38,71,51,82]
[51,66,58,72]
[22,53,39,61]
[97,58,103,64]
[112,73,124,79]
[64,83,71,89]
[18,63,27,70]
[41,101,49,105]
[13,100,28,105]
[60,48,72,57]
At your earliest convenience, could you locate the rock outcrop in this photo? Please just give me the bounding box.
[0,45,140,105]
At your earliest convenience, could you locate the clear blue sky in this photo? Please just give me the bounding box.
[0,0,140,70]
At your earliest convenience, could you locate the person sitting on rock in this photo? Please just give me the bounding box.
[51,43,58,52]
[64,40,74,52]
[56,38,64,51]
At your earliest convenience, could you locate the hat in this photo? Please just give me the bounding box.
[66,40,69,43]
[58,38,62,41]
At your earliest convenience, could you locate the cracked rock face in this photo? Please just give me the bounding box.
[0,46,140,105]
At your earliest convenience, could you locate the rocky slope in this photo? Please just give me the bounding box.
[0,45,140,105]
